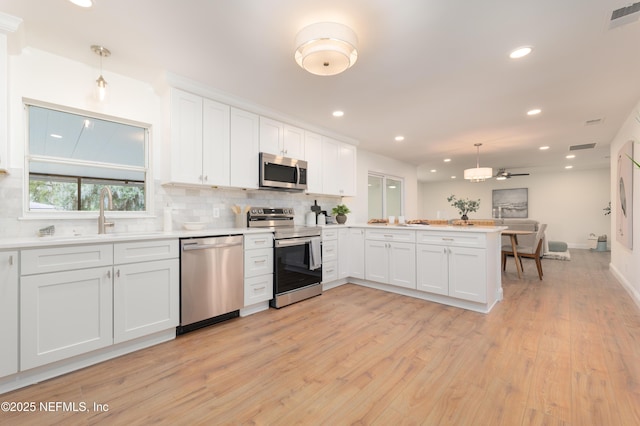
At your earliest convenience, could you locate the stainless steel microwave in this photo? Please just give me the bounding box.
[259,152,308,191]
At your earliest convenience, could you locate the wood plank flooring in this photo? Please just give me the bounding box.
[2,249,639,425]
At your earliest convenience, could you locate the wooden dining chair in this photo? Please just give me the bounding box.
[502,224,547,280]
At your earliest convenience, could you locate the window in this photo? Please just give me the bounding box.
[26,103,149,213]
[368,173,404,220]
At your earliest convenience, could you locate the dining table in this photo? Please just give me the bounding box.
[501,229,535,279]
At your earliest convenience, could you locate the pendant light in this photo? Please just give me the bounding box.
[91,45,110,101]
[464,143,493,182]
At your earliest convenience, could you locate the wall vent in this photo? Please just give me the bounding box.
[569,143,597,151]
[610,2,640,28]
[584,118,603,126]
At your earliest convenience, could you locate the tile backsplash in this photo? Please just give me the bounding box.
[0,168,341,239]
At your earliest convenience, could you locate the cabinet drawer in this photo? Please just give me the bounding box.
[322,260,338,283]
[365,229,416,243]
[416,231,486,248]
[322,229,338,241]
[244,233,273,250]
[21,244,113,275]
[114,239,179,264]
[244,248,273,278]
[244,274,273,306]
[322,239,338,262]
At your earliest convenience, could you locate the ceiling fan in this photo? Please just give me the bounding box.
[495,168,530,180]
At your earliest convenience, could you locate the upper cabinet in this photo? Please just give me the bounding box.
[230,108,260,189]
[322,136,357,197]
[259,117,305,159]
[304,131,323,194]
[170,88,230,186]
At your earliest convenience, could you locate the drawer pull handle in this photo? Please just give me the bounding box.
[255,259,266,263]
[384,234,394,238]
[8,255,13,266]
[255,286,266,291]
[442,238,454,241]
[326,268,334,273]
[254,240,266,244]
[107,270,111,279]
[116,269,120,278]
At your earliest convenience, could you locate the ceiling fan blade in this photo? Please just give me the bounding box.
[510,173,530,176]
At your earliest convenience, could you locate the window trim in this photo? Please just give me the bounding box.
[22,99,154,219]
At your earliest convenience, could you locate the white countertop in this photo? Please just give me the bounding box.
[0,227,275,250]
[346,223,507,233]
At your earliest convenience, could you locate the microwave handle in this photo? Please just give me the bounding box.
[295,164,300,185]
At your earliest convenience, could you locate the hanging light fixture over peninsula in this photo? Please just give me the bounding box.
[91,45,110,101]
[294,22,358,76]
[464,143,493,182]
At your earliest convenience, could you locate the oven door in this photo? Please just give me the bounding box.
[274,237,322,295]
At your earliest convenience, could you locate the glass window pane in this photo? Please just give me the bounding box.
[29,175,79,211]
[368,175,383,220]
[386,178,402,217]
[81,179,145,212]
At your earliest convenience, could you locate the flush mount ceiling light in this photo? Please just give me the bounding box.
[91,45,110,101]
[464,143,493,182]
[295,22,358,76]
[69,0,93,7]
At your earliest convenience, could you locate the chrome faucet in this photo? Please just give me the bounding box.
[98,187,115,234]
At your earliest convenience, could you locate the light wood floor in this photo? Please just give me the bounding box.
[3,250,639,425]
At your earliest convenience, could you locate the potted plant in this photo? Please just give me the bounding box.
[331,204,351,224]
[447,195,480,221]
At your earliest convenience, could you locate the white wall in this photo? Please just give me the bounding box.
[346,149,418,224]
[609,99,640,305]
[418,168,611,248]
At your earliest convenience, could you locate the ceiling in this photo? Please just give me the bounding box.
[2,0,640,182]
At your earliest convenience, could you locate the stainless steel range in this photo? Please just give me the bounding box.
[248,207,322,308]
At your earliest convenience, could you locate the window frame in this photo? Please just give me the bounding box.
[368,172,405,220]
[23,100,153,219]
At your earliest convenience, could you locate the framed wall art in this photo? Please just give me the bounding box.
[492,188,528,218]
[616,140,633,250]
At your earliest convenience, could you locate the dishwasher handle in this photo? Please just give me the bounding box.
[182,241,243,251]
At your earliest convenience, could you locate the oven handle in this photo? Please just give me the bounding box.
[275,237,315,248]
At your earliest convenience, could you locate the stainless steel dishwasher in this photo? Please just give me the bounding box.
[178,235,243,334]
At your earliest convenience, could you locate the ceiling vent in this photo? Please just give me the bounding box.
[610,2,640,28]
[584,118,604,126]
[569,143,597,151]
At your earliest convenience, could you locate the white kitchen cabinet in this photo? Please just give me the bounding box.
[347,228,365,279]
[322,228,338,284]
[170,88,230,186]
[304,131,323,194]
[321,136,357,196]
[364,229,416,289]
[337,228,350,279]
[21,266,113,370]
[259,117,305,159]
[113,240,180,344]
[243,233,273,306]
[0,251,18,378]
[230,108,260,189]
[416,231,488,303]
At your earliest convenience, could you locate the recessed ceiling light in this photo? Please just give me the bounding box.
[69,0,93,7]
[509,46,533,59]
[566,154,576,159]
[430,169,437,173]
[451,176,456,179]
[539,146,550,150]
[565,165,573,169]
[50,134,63,139]
[332,110,344,117]
[527,108,542,116]
[444,158,451,162]
[394,135,404,142]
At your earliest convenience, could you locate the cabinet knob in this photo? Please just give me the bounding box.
[116,269,121,278]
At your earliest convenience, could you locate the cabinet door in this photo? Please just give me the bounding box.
[304,131,323,194]
[365,240,388,283]
[337,228,350,279]
[21,267,113,370]
[416,244,448,296]
[113,259,179,344]
[230,108,260,189]
[170,89,203,184]
[388,242,416,289]
[321,137,340,195]
[448,247,487,303]
[0,251,18,377]
[348,228,365,279]
[202,98,230,186]
[322,239,338,263]
[338,143,357,196]
[283,125,305,159]
[259,117,284,156]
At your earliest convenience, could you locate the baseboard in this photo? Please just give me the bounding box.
[609,262,640,309]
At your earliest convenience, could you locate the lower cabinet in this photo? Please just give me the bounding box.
[365,240,416,289]
[0,251,19,378]
[347,228,365,279]
[244,233,273,306]
[416,239,488,303]
[20,266,113,370]
[322,230,338,283]
[113,259,180,344]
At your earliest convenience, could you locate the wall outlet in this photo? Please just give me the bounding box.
[213,207,220,218]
